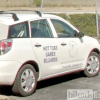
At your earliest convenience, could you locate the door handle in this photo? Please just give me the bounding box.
[61,43,66,46]
[35,44,42,47]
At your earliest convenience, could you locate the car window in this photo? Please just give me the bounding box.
[51,19,75,38]
[8,22,29,38]
[31,19,53,38]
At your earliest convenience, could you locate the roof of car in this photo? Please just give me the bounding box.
[0,12,60,25]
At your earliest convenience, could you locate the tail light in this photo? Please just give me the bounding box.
[0,39,12,55]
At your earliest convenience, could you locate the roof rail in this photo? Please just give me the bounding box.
[12,10,42,17]
[34,11,42,17]
[0,10,42,17]
[0,10,42,21]
[0,11,19,21]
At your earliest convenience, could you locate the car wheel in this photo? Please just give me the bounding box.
[12,64,37,96]
[84,52,100,77]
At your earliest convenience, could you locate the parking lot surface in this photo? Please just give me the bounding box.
[0,72,100,100]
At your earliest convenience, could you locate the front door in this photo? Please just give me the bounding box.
[50,19,85,71]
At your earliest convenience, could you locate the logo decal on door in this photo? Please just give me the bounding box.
[69,41,78,58]
[43,46,58,63]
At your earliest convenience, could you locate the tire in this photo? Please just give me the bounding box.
[12,64,37,96]
[84,52,100,77]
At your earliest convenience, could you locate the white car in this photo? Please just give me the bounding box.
[0,10,100,96]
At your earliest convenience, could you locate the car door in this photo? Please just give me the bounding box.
[30,19,63,78]
[50,19,85,71]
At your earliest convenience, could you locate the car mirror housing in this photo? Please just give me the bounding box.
[74,30,84,38]
[78,31,84,38]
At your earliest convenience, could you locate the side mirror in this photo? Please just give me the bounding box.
[74,30,84,38]
[79,31,84,38]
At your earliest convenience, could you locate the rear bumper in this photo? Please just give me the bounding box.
[0,61,21,85]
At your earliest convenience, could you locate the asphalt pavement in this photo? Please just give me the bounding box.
[0,72,100,100]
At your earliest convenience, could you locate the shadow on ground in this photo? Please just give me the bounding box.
[37,72,84,89]
[0,72,84,96]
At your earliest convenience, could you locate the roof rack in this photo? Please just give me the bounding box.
[35,11,42,17]
[1,10,42,17]
[12,10,42,17]
[0,10,42,21]
[0,11,19,21]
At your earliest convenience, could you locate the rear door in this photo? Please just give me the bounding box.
[30,19,62,78]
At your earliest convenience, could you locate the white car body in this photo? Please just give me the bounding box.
[0,11,100,96]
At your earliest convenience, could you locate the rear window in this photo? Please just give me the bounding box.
[8,22,29,38]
